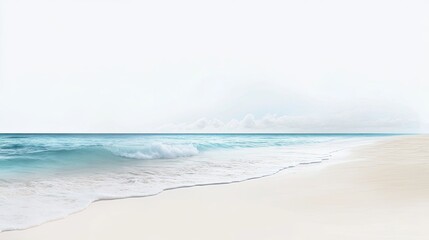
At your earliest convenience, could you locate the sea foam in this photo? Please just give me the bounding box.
[108,143,199,160]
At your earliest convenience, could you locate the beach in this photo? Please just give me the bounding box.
[1,135,428,240]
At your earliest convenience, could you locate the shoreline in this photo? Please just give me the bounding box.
[0,136,376,233]
[2,135,428,239]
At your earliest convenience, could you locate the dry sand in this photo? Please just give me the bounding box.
[1,135,429,240]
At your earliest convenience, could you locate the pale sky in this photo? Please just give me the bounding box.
[0,0,428,133]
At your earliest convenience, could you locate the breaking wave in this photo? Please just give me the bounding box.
[108,143,199,160]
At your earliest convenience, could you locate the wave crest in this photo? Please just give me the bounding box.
[109,143,199,160]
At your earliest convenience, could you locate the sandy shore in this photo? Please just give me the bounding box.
[1,135,429,240]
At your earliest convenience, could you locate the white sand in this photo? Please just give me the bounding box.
[1,135,429,240]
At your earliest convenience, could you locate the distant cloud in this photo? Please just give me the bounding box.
[158,108,419,133]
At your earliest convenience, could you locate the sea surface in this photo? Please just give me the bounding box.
[0,134,391,231]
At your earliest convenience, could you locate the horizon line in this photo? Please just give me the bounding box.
[0,132,417,135]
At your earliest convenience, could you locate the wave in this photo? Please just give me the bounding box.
[0,143,27,149]
[1,142,199,158]
[0,143,200,171]
[108,143,199,160]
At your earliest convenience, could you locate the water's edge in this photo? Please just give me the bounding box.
[0,136,391,234]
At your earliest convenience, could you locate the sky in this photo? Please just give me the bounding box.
[0,0,428,133]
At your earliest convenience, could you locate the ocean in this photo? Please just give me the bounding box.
[0,133,391,231]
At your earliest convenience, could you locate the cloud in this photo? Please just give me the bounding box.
[158,106,420,133]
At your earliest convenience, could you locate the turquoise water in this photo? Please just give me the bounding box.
[0,134,390,231]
